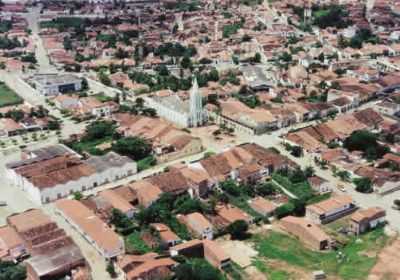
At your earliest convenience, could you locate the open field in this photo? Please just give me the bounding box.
[252,227,390,280]
[0,81,23,107]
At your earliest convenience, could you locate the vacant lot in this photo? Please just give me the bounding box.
[368,238,400,280]
[252,227,389,280]
[0,82,23,107]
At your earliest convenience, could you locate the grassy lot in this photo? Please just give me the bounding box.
[0,82,23,107]
[306,192,332,205]
[40,17,87,30]
[69,136,112,155]
[93,92,113,102]
[227,193,263,219]
[252,227,388,280]
[272,173,314,200]
[125,232,151,254]
[253,259,292,280]
[137,155,157,171]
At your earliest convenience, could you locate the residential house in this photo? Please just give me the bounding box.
[177,212,214,240]
[306,195,357,224]
[169,239,230,270]
[281,216,331,250]
[307,176,332,194]
[349,207,386,235]
[117,253,176,280]
[55,199,125,259]
[216,204,253,226]
[150,223,181,248]
[128,180,163,208]
[249,196,277,217]
[0,226,25,261]
[203,240,231,270]
[148,170,192,196]
[99,189,137,218]
[0,118,24,137]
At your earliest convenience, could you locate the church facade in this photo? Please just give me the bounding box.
[144,77,207,128]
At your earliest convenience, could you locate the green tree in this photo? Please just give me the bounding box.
[207,68,219,82]
[48,119,60,130]
[290,145,303,158]
[81,78,89,90]
[255,182,276,196]
[110,208,133,229]
[73,191,83,201]
[220,180,241,196]
[111,136,152,160]
[279,51,292,63]
[5,109,24,122]
[304,166,315,178]
[253,52,261,63]
[226,220,249,240]
[0,261,26,280]
[336,170,351,182]
[174,195,205,214]
[343,130,389,160]
[99,71,111,86]
[275,202,295,219]
[106,261,116,278]
[174,259,224,280]
[84,120,116,141]
[181,56,192,69]
[353,177,373,193]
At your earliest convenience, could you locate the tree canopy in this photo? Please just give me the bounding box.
[0,261,26,280]
[83,120,116,141]
[174,259,224,280]
[353,177,373,193]
[111,136,152,161]
[343,130,389,160]
[226,220,249,240]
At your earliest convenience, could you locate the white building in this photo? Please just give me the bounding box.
[144,77,207,128]
[6,148,137,205]
[306,195,357,224]
[31,74,83,96]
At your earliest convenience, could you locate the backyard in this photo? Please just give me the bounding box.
[0,82,23,108]
[251,227,390,280]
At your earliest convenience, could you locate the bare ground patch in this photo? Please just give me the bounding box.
[368,238,400,280]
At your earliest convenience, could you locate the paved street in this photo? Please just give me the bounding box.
[25,7,56,73]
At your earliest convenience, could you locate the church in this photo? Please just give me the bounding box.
[144,77,207,128]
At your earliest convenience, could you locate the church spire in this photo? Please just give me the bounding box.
[189,76,204,127]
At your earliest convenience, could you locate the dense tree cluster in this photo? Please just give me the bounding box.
[174,259,224,280]
[0,261,26,280]
[343,130,390,160]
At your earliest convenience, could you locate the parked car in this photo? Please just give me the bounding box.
[0,201,7,206]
